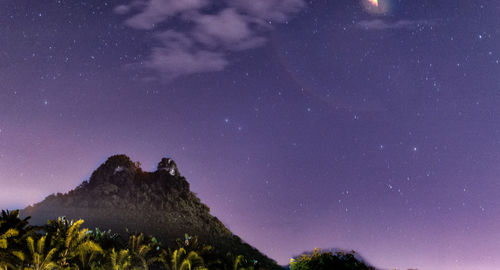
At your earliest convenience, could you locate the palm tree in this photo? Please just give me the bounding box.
[21,235,58,270]
[55,219,103,270]
[0,210,33,235]
[161,247,207,270]
[215,253,256,270]
[87,228,119,251]
[0,226,18,249]
[233,255,244,270]
[232,255,254,270]
[0,223,20,269]
[127,233,153,270]
[108,249,132,270]
[127,233,166,270]
[0,210,35,268]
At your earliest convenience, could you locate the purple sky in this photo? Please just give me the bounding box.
[1,0,500,269]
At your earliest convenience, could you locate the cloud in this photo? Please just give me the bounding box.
[192,8,267,51]
[113,5,131,15]
[144,31,228,80]
[357,19,433,30]
[115,0,306,80]
[123,0,209,30]
[230,0,306,22]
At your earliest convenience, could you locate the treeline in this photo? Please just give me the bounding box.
[0,210,261,270]
[289,248,375,270]
[0,210,377,270]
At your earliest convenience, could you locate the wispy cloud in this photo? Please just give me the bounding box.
[115,0,306,80]
[144,31,228,80]
[357,19,433,30]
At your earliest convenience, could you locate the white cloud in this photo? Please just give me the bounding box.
[115,0,306,80]
[230,0,306,22]
[192,8,267,50]
[123,0,209,29]
[144,30,228,80]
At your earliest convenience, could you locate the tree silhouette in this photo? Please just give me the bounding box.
[290,248,375,270]
[23,235,59,270]
[0,210,36,268]
[50,219,103,269]
[108,249,132,270]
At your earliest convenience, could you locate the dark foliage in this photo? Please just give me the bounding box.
[289,248,375,270]
[0,215,287,270]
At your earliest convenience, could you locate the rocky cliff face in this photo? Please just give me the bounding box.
[22,155,280,269]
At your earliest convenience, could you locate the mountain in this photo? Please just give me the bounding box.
[21,154,281,269]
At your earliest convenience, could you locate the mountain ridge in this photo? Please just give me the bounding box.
[21,154,281,269]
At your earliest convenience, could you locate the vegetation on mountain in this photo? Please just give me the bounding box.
[289,248,375,270]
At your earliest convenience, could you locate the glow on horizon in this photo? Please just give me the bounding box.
[368,0,378,6]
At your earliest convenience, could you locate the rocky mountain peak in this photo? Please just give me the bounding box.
[157,157,180,177]
[88,154,139,186]
[21,155,281,269]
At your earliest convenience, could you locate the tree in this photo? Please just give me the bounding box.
[232,254,255,270]
[289,248,375,270]
[0,210,35,268]
[160,247,207,270]
[88,228,120,252]
[127,233,156,270]
[49,219,103,270]
[0,225,19,269]
[21,235,58,270]
[108,249,132,270]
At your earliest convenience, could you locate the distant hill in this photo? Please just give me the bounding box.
[21,154,281,270]
[292,248,375,264]
[286,248,377,270]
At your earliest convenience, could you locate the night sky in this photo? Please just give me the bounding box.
[1,0,499,269]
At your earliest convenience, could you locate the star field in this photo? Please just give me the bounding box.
[1,0,500,269]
